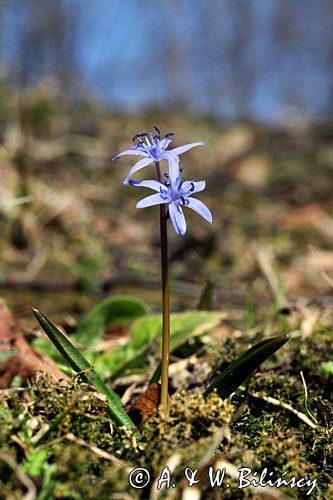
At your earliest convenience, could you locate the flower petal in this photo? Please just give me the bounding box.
[163,150,179,163]
[185,197,212,223]
[158,138,172,150]
[182,180,206,195]
[170,141,205,156]
[113,148,149,161]
[123,158,154,185]
[129,179,167,192]
[136,193,166,208]
[165,158,180,183]
[169,202,187,236]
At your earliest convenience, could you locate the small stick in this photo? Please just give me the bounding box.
[241,387,318,429]
[300,371,318,424]
[0,451,37,500]
[64,433,130,468]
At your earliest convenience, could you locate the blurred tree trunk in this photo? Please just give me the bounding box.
[10,0,79,90]
[161,0,194,107]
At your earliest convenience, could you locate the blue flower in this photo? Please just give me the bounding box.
[113,127,204,186]
[129,172,212,236]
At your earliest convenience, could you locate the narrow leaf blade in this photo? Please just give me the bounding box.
[32,308,140,437]
[197,281,214,310]
[204,334,290,399]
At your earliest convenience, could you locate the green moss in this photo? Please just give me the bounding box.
[0,326,332,499]
[1,373,141,459]
[49,445,133,498]
[142,391,234,468]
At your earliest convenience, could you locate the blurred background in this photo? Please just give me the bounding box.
[1,0,333,123]
[0,0,332,325]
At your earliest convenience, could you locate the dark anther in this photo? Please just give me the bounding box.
[190,182,195,192]
[165,132,174,138]
[181,196,186,204]
[133,140,144,149]
[154,126,161,135]
[153,134,161,140]
[140,132,148,137]
[179,167,184,173]
[132,134,140,142]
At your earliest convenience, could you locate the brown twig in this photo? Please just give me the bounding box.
[0,451,37,500]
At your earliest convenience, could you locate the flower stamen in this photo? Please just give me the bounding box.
[113,129,204,186]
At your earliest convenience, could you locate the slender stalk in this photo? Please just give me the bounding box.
[154,161,170,411]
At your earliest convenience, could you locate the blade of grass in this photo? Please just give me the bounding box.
[33,399,79,447]
[197,281,214,310]
[203,334,290,399]
[32,308,140,438]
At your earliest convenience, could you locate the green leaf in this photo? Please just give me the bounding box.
[203,334,290,399]
[32,309,140,438]
[321,361,333,377]
[33,295,149,363]
[95,311,224,379]
[73,296,149,346]
[38,463,58,500]
[22,451,58,499]
[22,449,48,477]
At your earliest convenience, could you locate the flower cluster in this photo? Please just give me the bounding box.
[113,127,212,235]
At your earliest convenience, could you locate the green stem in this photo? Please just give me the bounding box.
[155,161,170,411]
